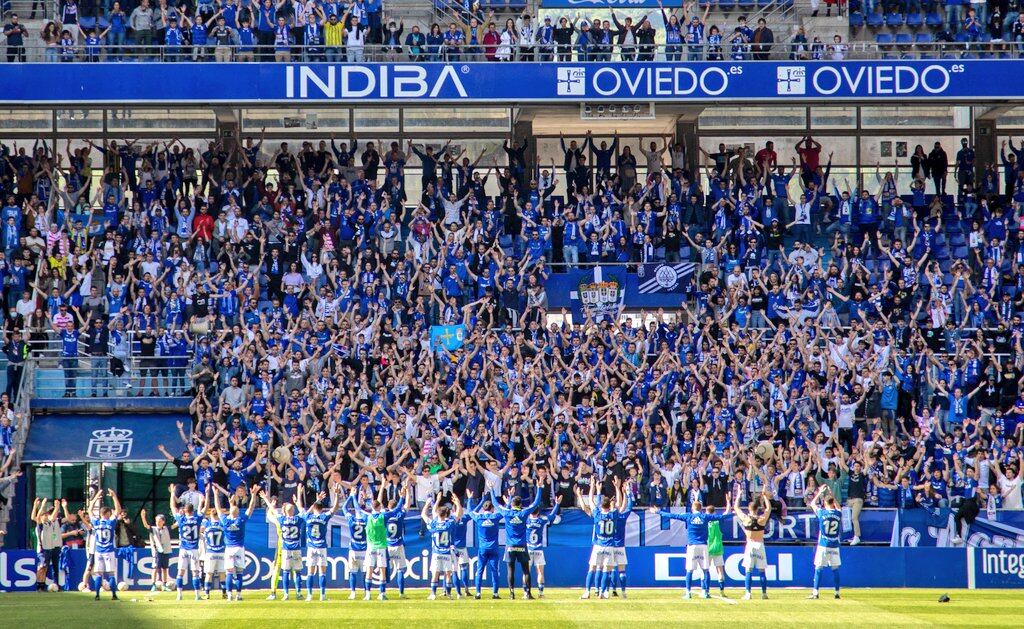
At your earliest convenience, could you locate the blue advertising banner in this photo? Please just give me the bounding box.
[21,415,189,463]
[0,61,1015,104]
[970,548,1024,588]
[0,546,982,592]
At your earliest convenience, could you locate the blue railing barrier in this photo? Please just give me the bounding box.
[5,545,1024,590]
[0,60,1020,104]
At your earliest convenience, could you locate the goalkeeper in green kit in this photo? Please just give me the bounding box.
[707,507,728,596]
[365,504,390,600]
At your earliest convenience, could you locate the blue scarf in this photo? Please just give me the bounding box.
[59,546,73,590]
[116,547,136,579]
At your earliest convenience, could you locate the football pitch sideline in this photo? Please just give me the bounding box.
[3,588,1023,627]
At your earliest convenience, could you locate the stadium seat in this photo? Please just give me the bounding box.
[718,0,737,12]
[925,12,943,28]
[867,11,884,29]
[757,0,773,8]
[876,33,894,46]
[850,12,865,29]
[905,12,923,29]
[885,12,904,28]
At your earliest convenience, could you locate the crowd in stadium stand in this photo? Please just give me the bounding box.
[848,0,1024,47]
[1,127,1024,550]
[0,1,841,62]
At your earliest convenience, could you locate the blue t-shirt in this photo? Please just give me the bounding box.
[612,495,633,546]
[202,518,226,553]
[383,503,406,548]
[659,510,727,545]
[303,511,331,549]
[175,513,203,550]
[277,514,303,551]
[428,517,455,554]
[469,509,503,551]
[93,517,118,553]
[451,512,471,548]
[221,513,249,548]
[592,510,618,547]
[494,490,542,547]
[346,509,368,551]
[526,512,556,551]
[816,508,842,548]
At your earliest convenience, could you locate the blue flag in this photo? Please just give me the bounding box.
[636,262,698,294]
[430,324,466,352]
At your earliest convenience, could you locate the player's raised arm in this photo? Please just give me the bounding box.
[809,484,829,510]
[620,480,634,514]
[108,488,122,514]
[526,483,542,514]
[213,486,225,517]
[420,493,434,523]
[246,487,261,517]
[574,487,592,516]
[758,493,772,525]
[489,489,507,513]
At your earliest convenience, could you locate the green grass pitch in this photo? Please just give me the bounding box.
[3,588,1022,627]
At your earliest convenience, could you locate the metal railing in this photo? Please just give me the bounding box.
[2,40,1020,63]
[33,359,193,398]
[0,356,33,540]
[29,336,192,399]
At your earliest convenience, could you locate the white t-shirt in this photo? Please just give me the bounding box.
[837,402,858,429]
[998,475,1023,509]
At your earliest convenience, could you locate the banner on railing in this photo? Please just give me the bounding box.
[637,262,698,294]
[0,61,1014,104]
[893,509,1024,548]
[548,267,685,310]
[567,265,627,322]
[21,415,190,463]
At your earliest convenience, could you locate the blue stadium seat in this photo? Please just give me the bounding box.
[915,33,934,43]
[876,33,894,45]
[718,0,737,12]
[757,0,773,7]
[885,12,904,28]
[895,33,913,45]
[905,12,923,28]
[738,0,756,11]
[850,12,865,28]
[867,11,884,28]
[925,12,943,28]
